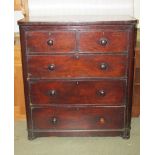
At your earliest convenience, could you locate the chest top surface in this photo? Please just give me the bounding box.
[18,15,137,26]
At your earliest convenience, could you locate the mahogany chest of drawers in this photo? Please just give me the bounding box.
[18,16,137,140]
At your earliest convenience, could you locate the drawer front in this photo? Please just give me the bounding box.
[27,55,127,78]
[30,80,126,105]
[32,107,125,130]
[26,31,76,53]
[79,31,128,53]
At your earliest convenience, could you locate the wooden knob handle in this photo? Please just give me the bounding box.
[51,117,57,125]
[100,63,107,70]
[98,90,106,96]
[47,39,53,46]
[48,64,55,71]
[48,90,57,96]
[100,38,108,46]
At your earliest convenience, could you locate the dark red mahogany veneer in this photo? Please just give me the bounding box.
[18,16,137,140]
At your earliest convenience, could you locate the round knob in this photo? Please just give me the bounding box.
[98,90,106,96]
[100,63,107,70]
[47,39,53,46]
[48,64,55,71]
[49,90,57,96]
[100,38,108,46]
[51,117,57,125]
[99,117,105,124]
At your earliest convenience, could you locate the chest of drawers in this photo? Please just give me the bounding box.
[18,16,137,140]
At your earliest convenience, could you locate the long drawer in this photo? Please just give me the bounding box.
[32,107,125,130]
[27,54,127,78]
[29,80,126,105]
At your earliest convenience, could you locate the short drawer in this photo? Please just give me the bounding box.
[32,107,125,130]
[79,31,128,53]
[29,80,126,105]
[26,31,76,53]
[27,54,127,78]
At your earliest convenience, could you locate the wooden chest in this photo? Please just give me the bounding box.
[18,16,137,140]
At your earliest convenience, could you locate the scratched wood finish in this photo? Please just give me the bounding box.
[26,31,76,53]
[18,16,137,140]
[27,55,127,78]
[29,80,126,105]
[32,107,125,130]
[79,31,128,52]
